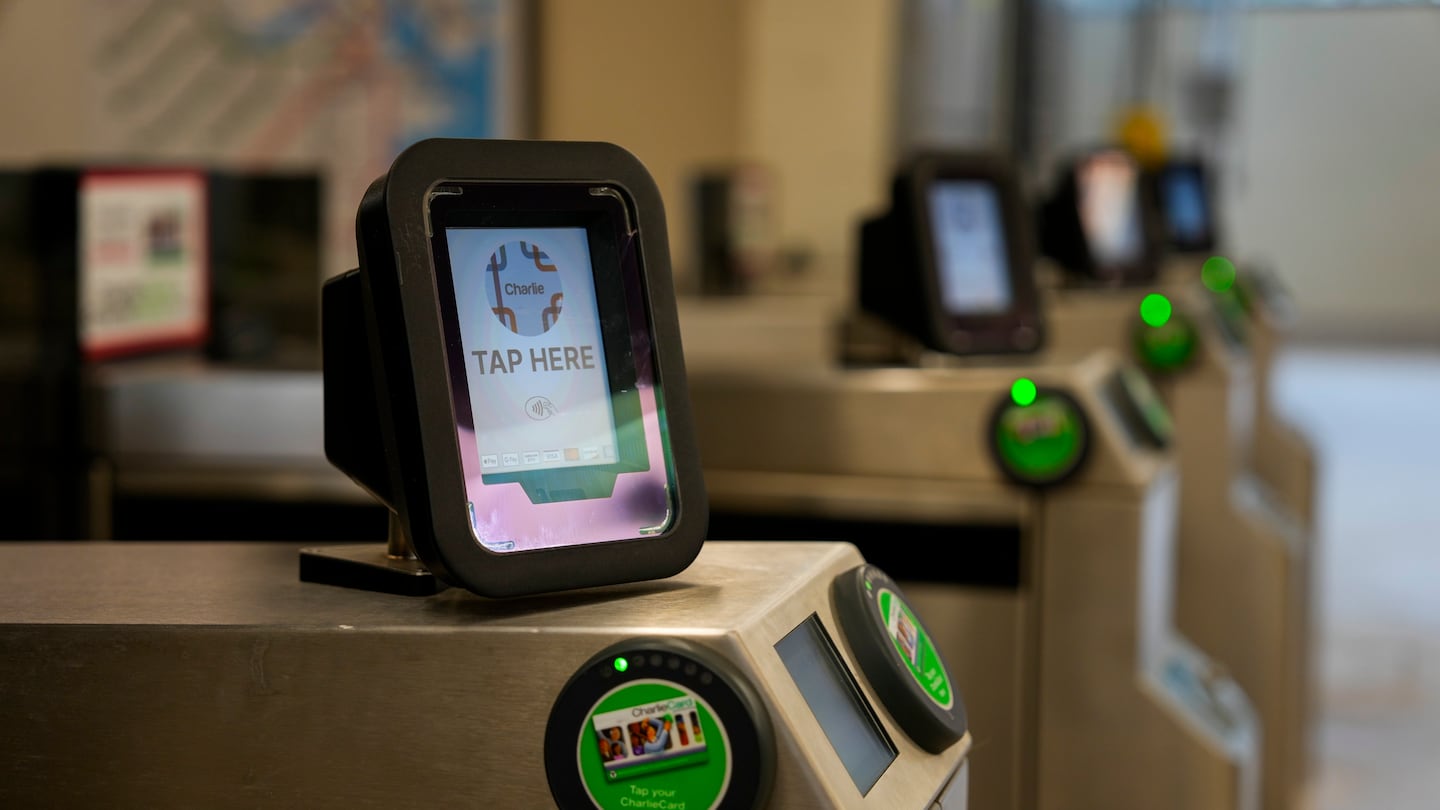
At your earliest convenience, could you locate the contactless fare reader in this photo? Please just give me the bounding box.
[1039,148,1315,810]
[691,151,1259,810]
[0,140,972,809]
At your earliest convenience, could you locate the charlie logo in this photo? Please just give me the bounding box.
[485,240,564,336]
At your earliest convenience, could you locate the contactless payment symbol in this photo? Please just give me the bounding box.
[525,395,558,421]
[486,240,564,336]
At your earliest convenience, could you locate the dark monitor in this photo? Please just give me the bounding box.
[1152,158,1217,254]
[1040,146,1163,285]
[207,170,323,367]
[0,171,39,367]
[0,170,88,539]
[860,152,1042,356]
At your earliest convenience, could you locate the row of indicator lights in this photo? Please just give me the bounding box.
[611,655,715,686]
[1139,256,1238,328]
[1007,255,1239,405]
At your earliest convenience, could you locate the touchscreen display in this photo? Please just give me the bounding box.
[1103,366,1173,449]
[1162,167,1209,246]
[1078,152,1143,269]
[927,180,1012,316]
[776,614,897,794]
[433,187,677,554]
[449,228,619,476]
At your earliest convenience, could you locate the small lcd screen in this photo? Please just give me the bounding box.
[1162,166,1209,246]
[927,180,1012,316]
[448,227,619,475]
[776,614,897,795]
[1102,367,1171,449]
[1077,152,1143,269]
[432,184,677,554]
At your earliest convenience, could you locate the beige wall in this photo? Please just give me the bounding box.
[537,0,746,290]
[738,0,898,304]
[0,0,90,162]
[539,0,899,301]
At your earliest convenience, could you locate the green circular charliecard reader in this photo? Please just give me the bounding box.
[988,387,1091,488]
[832,564,967,753]
[545,638,774,810]
[1131,310,1199,373]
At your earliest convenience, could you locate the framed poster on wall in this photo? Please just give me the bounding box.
[79,170,209,360]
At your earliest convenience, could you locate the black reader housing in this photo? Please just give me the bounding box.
[322,139,706,598]
[860,152,1043,356]
[1039,146,1166,286]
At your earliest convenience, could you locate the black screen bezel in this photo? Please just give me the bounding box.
[906,153,1043,355]
[428,184,652,507]
[1042,146,1165,287]
[354,139,706,597]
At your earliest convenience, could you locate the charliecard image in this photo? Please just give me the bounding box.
[591,696,709,782]
[887,597,922,667]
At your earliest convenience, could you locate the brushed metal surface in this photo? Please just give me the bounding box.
[0,541,970,809]
[1247,302,1319,534]
[1160,259,1317,532]
[690,349,1150,492]
[1164,353,1310,810]
[690,352,1258,810]
[1041,276,1313,810]
[1038,479,1257,810]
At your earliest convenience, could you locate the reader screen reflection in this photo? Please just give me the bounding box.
[927,180,1012,316]
[776,614,897,795]
[1078,152,1143,269]
[1163,168,1208,245]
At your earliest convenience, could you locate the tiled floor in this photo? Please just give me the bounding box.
[1273,348,1440,810]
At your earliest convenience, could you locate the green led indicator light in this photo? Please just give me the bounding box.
[1202,256,1237,293]
[1011,377,1038,407]
[864,579,873,591]
[613,657,628,673]
[1140,294,1172,328]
